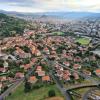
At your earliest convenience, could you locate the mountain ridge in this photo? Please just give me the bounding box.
[0,10,100,20]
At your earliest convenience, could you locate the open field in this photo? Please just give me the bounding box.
[74,88,91,95]
[76,38,91,45]
[52,32,64,35]
[6,83,64,100]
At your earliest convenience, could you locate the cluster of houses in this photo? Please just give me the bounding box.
[0,28,100,94]
[0,31,41,93]
[54,64,79,81]
[36,35,100,83]
[28,65,51,84]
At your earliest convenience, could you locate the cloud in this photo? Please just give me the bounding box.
[0,0,100,12]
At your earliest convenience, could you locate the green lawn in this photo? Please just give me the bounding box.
[6,83,64,100]
[76,38,91,45]
[52,32,64,35]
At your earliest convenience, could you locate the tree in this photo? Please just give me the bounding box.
[23,58,30,64]
[0,60,4,66]
[98,84,100,89]
[48,90,56,97]
[24,81,31,93]
[8,72,15,78]
[20,46,30,53]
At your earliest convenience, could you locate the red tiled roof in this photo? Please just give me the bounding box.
[44,47,49,51]
[74,57,81,62]
[0,68,5,72]
[31,58,36,63]
[73,72,79,79]
[15,72,24,78]
[95,69,100,74]
[63,70,71,76]
[36,66,42,71]
[42,76,50,81]
[37,71,45,76]
[63,74,70,80]
[24,64,31,70]
[27,31,33,35]
[29,76,37,81]
[73,64,81,69]
[63,62,70,66]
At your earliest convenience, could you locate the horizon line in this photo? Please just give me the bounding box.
[0,9,100,14]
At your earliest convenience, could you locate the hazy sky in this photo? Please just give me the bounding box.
[0,0,100,13]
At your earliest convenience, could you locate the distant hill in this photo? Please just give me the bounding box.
[0,13,27,37]
[32,12,100,20]
[0,10,100,20]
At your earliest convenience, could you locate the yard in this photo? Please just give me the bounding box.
[76,37,91,45]
[6,83,64,100]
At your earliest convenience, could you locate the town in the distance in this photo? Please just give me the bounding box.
[0,11,100,100]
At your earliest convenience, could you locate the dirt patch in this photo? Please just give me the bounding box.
[45,97,64,100]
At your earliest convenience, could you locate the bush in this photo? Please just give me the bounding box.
[48,90,56,97]
[9,93,12,96]
[24,81,31,93]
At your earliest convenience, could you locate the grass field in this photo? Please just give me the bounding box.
[74,88,91,95]
[52,32,64,35]
[72,88,91,100]
[76,38,91,45]
[6,83,64,100]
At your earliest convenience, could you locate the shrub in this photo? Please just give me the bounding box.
[48,90,56,97]
[24,81,31,93]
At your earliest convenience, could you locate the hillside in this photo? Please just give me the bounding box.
[0,13,27,37]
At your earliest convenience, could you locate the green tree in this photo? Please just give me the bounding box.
[24,81,31,93]
[48,90,56,97]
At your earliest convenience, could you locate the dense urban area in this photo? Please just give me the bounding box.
[0,13,100,100]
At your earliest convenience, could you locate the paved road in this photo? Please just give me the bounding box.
[43,55,72,100]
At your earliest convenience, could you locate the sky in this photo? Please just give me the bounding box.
[0,0,100,13]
